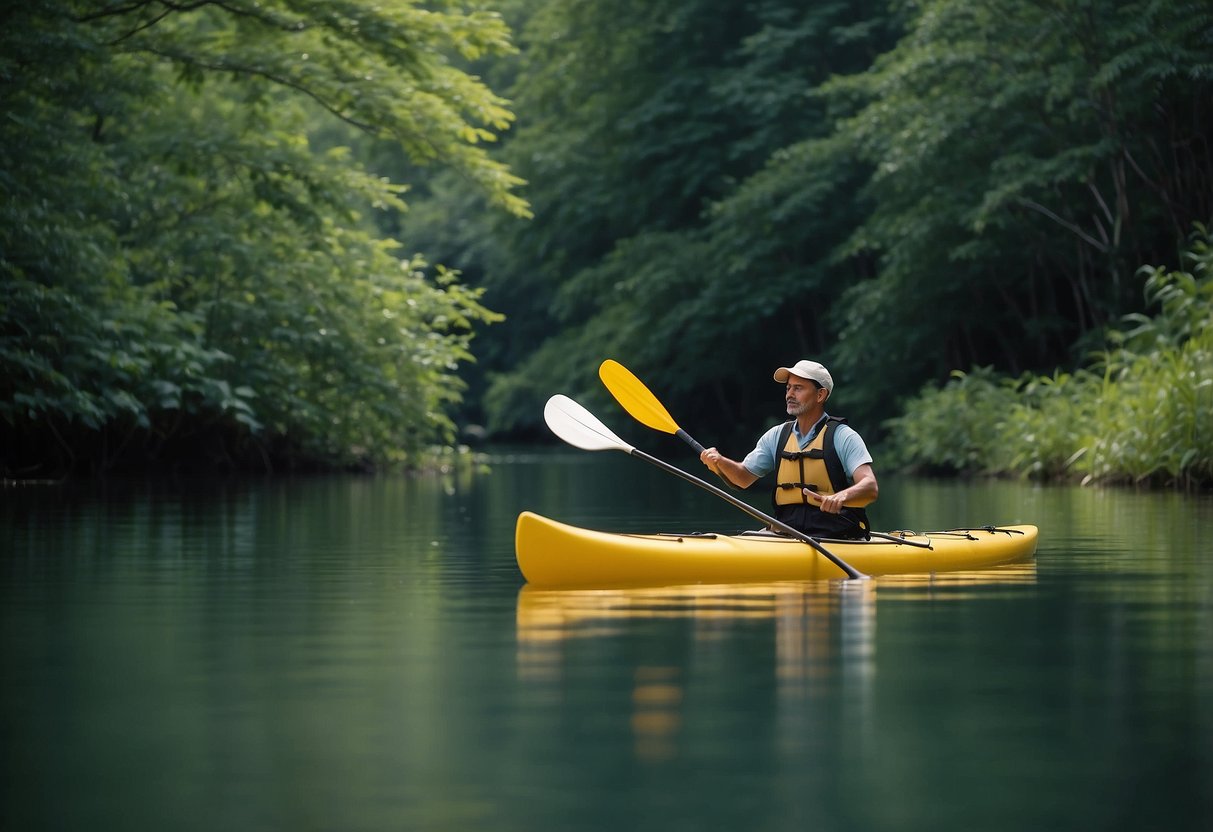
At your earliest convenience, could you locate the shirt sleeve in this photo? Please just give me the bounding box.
[741,423,785,478]
[832,424,873,480]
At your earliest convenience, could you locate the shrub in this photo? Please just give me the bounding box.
[886,225,1213,486]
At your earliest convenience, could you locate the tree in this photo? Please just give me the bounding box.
[1,0,526,474]
[403,0,900,439]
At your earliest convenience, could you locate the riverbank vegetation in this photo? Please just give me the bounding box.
[885,228,1212,486]
[4,1,1212,484]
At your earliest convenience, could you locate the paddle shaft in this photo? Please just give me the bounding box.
[674,428,705,454]
[629,448,866,580]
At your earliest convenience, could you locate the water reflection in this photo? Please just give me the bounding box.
[630,665,682,762]
[874,561,1039,600]
[516,565,1037,762]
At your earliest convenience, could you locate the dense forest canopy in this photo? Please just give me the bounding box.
[405,0,1212,447]
[2,0,526,475]
[3,0,1211,479]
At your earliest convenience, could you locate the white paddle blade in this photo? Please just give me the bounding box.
[544,395,634,453]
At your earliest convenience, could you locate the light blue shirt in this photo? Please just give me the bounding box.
[742,414,873,482]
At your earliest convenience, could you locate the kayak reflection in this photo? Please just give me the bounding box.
[872,561,1038,600]
[516,565,1036,762]
[516,580,876,762]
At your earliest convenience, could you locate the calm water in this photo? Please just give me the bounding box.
[2,448,1211,831]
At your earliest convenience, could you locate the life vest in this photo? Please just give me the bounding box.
[772,417,870,540]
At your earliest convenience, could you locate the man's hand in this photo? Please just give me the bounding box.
[805,488,846,514]
[804,464,879,511]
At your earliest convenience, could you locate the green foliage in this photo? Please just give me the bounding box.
[1076,230,1213,484]
[2,0,520,474]
[882,367,1019,475]
[997,371,1099,481]
[400,0,1212,446]
[825,0,1213,424]
[400,0,901,436]
[886,227,1213,486]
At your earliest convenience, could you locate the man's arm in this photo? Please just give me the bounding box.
[699,447,760,489]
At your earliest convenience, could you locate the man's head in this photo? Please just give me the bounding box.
[774,360,833,418]
[774,360,833,392]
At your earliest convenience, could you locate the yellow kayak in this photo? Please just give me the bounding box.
[515,511,1039,587]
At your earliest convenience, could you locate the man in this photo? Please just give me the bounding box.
[699,360,878,540]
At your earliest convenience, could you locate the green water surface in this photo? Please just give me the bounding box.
[2,449,1211,831]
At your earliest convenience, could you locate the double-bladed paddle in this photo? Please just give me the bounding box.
[543,394,866,580]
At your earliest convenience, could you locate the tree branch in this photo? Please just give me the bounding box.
[1014,197,1108,253]
[131,47,378,133]
[78,0,305,44]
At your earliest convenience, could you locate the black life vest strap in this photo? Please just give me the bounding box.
[775,420,799,502]
[779,448,825,461]
[777,482,819,492]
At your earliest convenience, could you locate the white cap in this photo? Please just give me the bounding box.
[773,360,833,392]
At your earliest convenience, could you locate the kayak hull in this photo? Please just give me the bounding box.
[515,511,1038,588]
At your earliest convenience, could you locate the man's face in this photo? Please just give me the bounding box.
[785,375,825,416]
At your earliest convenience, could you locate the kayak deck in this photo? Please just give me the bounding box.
[515,511,1039,588]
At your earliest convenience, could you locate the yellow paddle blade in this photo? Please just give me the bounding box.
[598,359,681,435]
